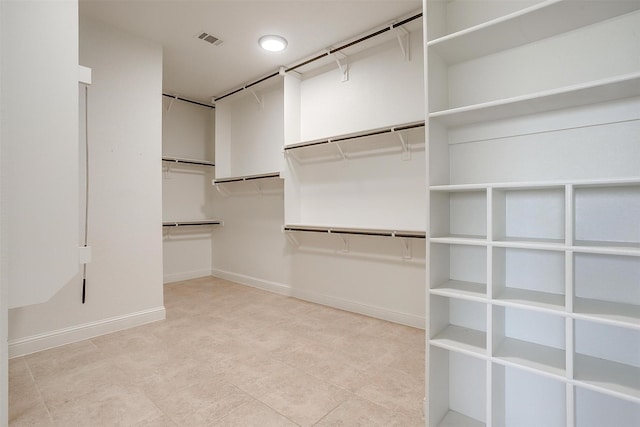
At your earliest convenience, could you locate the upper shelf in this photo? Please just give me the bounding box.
[162,156,215,167]
[284,121,425,151]
[430,72,640,127]
[162,220,222,227]
[283,224,426,239]
[428,0,640,64]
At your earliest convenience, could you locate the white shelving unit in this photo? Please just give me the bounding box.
[282,18,426,233]
[426,1,640,426]
[214,77,285,180]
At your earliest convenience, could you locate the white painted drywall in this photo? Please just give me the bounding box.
[3,0,79,309]
[162,98,215,283]
[7,17,164,357]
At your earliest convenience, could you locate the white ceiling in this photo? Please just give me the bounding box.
[80,1,422,104]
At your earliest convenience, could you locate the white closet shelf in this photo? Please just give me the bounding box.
[492,238,566,251]
[573,298,640,329]
[428,0,640,64]
[572,241,640,257]
[430,235,487,245]
[431,280,487,302]
[430,325,487,356]
[494,338,566,378]
[213,172,281,184]
[162,220,222,227]
[574,354,640,403]
[493,288,565,313]
[283,224,426,239]
[431,177,640,192]
[430,72,640,128]
[284,120,425,151]
[162,156,215,167]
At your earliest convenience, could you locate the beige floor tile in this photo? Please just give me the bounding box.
[48,383,163,427]
[251,369,350,426]
[353,366,425,420]
[211,399,298,427]
[314,396,424,427]
[147,379,252,426]
[9,277,425,427]
[25,340,107,384]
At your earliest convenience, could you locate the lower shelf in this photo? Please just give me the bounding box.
[574,354,640,402]
[431,325,487,356]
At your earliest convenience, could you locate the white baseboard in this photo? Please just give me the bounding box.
[8,306,166,358]
[211,269,292,296]
[163,269,212,284]
[210,269,425,329]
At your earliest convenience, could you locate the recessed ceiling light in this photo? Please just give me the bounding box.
[259,35,288,52]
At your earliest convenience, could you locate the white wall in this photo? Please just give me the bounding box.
[7,17,165,358]
[0,0,7,422]
[211,184,426,328]
[162,98,216,283]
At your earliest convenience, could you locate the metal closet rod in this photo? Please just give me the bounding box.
[214,11,423,103]
[162,93,215,109]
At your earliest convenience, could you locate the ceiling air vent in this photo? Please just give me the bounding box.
[195,31,224,46]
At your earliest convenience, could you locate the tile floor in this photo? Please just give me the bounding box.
[9,276,425,426]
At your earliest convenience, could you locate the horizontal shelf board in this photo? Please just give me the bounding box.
[213,172,281,184]
[430,177,640,192]
[285,120,425,151]
[492,239,566,251]
[494,337,566,378]
[429,72,640,127]
[572,241,640,257]
[431,325,487,355]
[428,0,640,64]
[430,235,488,246]
[162,220,222,227]
[284,224,426,239]
[573,298,640,329]
[431,280,487,301]
[493,288,565,312]
[436,410,485,427]
[574,354,640,402]
[162,156,215,167]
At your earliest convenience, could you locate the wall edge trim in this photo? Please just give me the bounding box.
[8,306,166,358]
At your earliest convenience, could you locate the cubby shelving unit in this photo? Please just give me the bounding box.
[426,1,640,426]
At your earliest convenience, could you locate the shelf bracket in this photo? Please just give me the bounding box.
[336,233,350,253]
[330,51,349,82]
[214,183,230,197]
[394,26,410,61]
[334,141,347,160]
[249,88,264,108]
[396,131,411,161]
[284,229,299,247]
[166,95,178,113]
[252,180,263,195]
[400,237,412,259]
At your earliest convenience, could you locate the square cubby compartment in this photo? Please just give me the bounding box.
[574,184,640,249]
[429,347,486,427]
[430,295,487,356]
[573,252,640,327]
[574,319,640,401]
[430,243,487,299]
[431,189,487,240]
[575,386,640,427]
[492,186,565,244]
[491,364,566,427]
[491,306,566,377]
[492,247,565,311]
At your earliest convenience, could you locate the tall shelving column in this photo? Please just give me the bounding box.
[425,1,640,426]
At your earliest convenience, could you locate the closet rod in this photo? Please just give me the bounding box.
[162,157,215,167]
[163,221,222,227]
[214,11,423,102]
[162,93,215,109]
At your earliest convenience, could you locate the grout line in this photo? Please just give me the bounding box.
[24,359,55,425]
